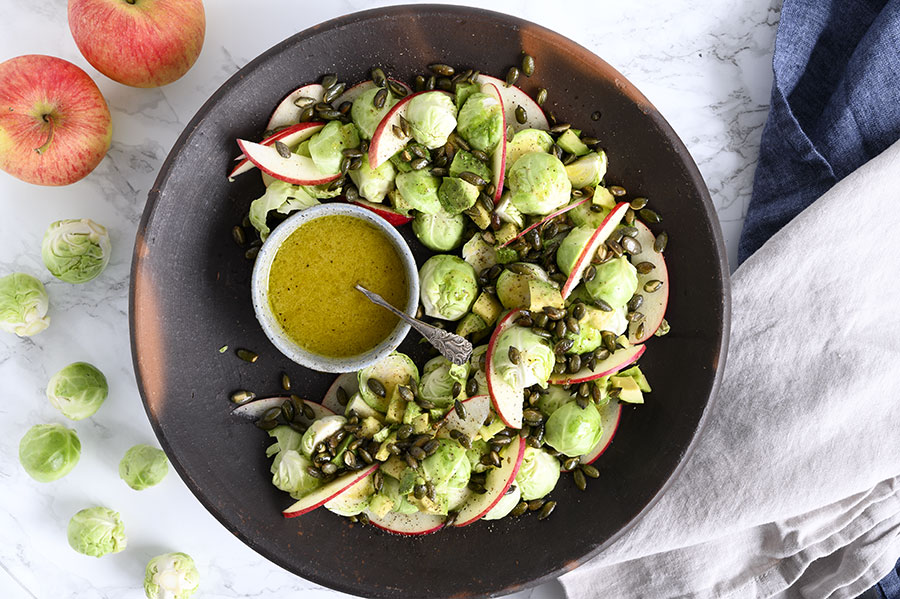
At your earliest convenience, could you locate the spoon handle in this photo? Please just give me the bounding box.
[355,284,473,365]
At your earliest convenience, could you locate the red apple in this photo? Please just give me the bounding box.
[474,74,548,132]
[454,435,526,526]
[347,199,413,226]
[229,122,325,180]
[321,372,358,414]
[439,394,492,442]
[0,55,111,186]
[501,197,590,248]
[486,309,526,429]
[266,84,325,132]
[236,139,340,186]
[548,344,646,385]
[627,221,669,343]
[561,202,629,299]
[283,464,379,518]
[366,508,446,535]
[68,0,205,88]
[480,82,507,202]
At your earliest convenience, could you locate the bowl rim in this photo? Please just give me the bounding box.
[130,5,731,597]
[250,203,419,373]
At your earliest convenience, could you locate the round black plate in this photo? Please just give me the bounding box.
[130,6,730,598]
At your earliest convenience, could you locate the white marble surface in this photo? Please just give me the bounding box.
[0,0,780,597]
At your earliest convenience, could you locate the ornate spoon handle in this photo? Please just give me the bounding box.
[355,284,473,365]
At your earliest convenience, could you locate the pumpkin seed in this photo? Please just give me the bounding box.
[635,322,645,339]
[413,483,427,499]
[654,231,668,253]
[271,139,292,158]
[566,317,580,336]
[345,186,360,202]
[387,80,409,98]
[563,457,580,471]
[373,470,384,493]
[601,331,617,353]
[373,87,388,109]
[628,311,645,323]
[430,167,449,177]
[507,345,521,365]
[321,73,337,88]
[568,354,582,374]
[627,294,644,312]
[655,318,671,337]
[644,280,664,293]
[397,424,414,440]
[453,399,467,420]
[340,156,352,174]
[640,208,662,223]
[459,171,487,187]
[409,157,428,170]
[536,88,548,106]
[620,236,642,255]
[405,454,419,470]
[544,306,566,320]
[367,378,386,397]
[230,390,255,404]
[324,82,346,103]
[574,468,587,491]
[583,264,597,282]
[554,338,574,354]
[506,66,520,87]
[398,384,415,402]
[292,95,316,108]
[635,261,655,275]
[232,225,246,247]
[299,105,315,122]
[416,398,436,410]
[255,418,278,430]
[515,105,527,124]
[236,348,258,363]
[322,462,339,475]
[571,303,586,321]
[280,400,295,422]
[306,465,325,479]
[511,501,529,517]
[629,197,648,210]
[549,123,572,135]
[606,239,624,257]
[523,409,543,425]
[527,498,546,512]
[609,185,626,197]
[370,67,387,87]
[413,75,426,91]
[392,124,405,138]
[429,63,455,76]
[624,207,636,226]
[425,75,436,91]
[521,53,535,76]
[445,511,459,527]
[466,377,478,396]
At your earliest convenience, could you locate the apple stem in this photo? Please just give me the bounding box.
[34,114,55,155]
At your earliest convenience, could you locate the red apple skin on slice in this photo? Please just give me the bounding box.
[229,122,324,180]
[501,197,590,248]
[332,79,411,108]
[474,74,548,132]
[549,344,646,385]
[237,139,340,186]
[561,202,630,299]
[628,221,669,343]
[266,83,325,131]
[321,372,358,414]
[368,90,451,168]
[366,509,446,536]
[455,435,526,526]
[439,395,491,442]
[562,398,622,471]
[348,199,413,226]
[486,309,526,429]
[480,82,507,202]
[232,396,334,424]
[283,464,379,518]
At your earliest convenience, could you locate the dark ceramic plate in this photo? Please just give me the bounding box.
[130,5,729,598]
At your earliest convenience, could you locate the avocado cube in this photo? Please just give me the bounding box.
[456,312,488,340]
[439,177,479,215]
[619,365,652,392]
[471,292,503,325]
[381,456,408,479]
[375,432,398,461]
[412,413,430,434]
[368,493,394,518]
[557,129,591,157]
[358,416,383,439]
[464,201,492,229]
[478,418,507,442]
[593,185,616,210]
[528,280,565,311]
[454,82,481,111]
[610,375,644,404]
[385,387,407,424]
[494,222,519,246]
[449,150,492,182]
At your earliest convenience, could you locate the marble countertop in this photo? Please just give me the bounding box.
[0,0,779,597]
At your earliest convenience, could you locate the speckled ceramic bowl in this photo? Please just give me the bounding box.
[250,203,418,373]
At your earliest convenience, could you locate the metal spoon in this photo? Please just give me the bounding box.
[354,284,473,365]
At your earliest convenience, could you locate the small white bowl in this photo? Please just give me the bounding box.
[251,203,418,373]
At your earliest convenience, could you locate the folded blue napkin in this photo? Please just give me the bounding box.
[738,0,900,264]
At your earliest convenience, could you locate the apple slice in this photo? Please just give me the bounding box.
[486,309,526,429]
[474,74,548,132]
[283,463,379,518]
[237,139,340,186]
[321,372,358,414]
[455,435,526,526]
[366,509,446,536]
[266,83,325,131]
[369,90,451,168]
[566,398,622,470]
[229,122,325,180]
[561,202,630,299]
[232,396,334,424]
[628,221,669,343]
[332,79,412,108]
[439,395,492,442]
[480,82,507,202]
[501,197,591,248]
[348,199,413,226]
[549,344,646,385]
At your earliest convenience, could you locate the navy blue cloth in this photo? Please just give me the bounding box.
[877,560,900,599]
[738,0,900,263]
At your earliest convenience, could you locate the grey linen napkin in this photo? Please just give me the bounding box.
[559,139,900,598]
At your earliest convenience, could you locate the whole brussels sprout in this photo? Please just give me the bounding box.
[19,423,80,482]
[46,361,108,421]
[41,219,111,284]
[492,326,555,389]
[456,92,503,153]
[144,552,200,599]
[556,225,595,276]
[67,506,126,557]
[395,169,442,214]
[412,209,465,251]
[308,120,360,174]
[348,154,396,203]
[418,356,469,408]
[0,273,50,337]
[584,256,638,309]
[405,91,458,149]
[515,447,560,501]
[507,152,572,215]
[249,180,318,240]
[422,438,470,490]
[119,444,169,490]
[351,86,400,139]
[544,401,604,457]
[271,449,321,498]
[418,255,478,321]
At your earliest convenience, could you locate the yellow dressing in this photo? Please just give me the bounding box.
[268,214,408,358]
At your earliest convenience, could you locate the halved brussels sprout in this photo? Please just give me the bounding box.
[418,356,469,408]
[300,415,347,457]
[308,120,360,174]
[544,401,604,457]
[556,225,596,276]
[352,87,400,139]
[569,201,609,228]
[584,256,639,309]
[566,305,629,353]
[249,180,318,240]
[41,219,111,284]
[144,552,200,599]
[118,444,168,490]
[507,151,572,215]
[0,272,50,337]
[406,91,458,149]
[448,150,492,182]
[19,423,80,482]
[266,425,304,458]
[419,255,478,321]
[358,352,420,412]
[515,447,560,500]
[492,326,555,389]
[438,176,479,215]
[565,151,608,189]
[325,473,374,516]
[456,92,503,153]
[67,506,126,557]
[271,449,321,497]
[537,385,576,417]
[46,361,108,421]
[348,154,396,203]
[396,169,442,214]
[421,438,470,490]
[413,209,465,251]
